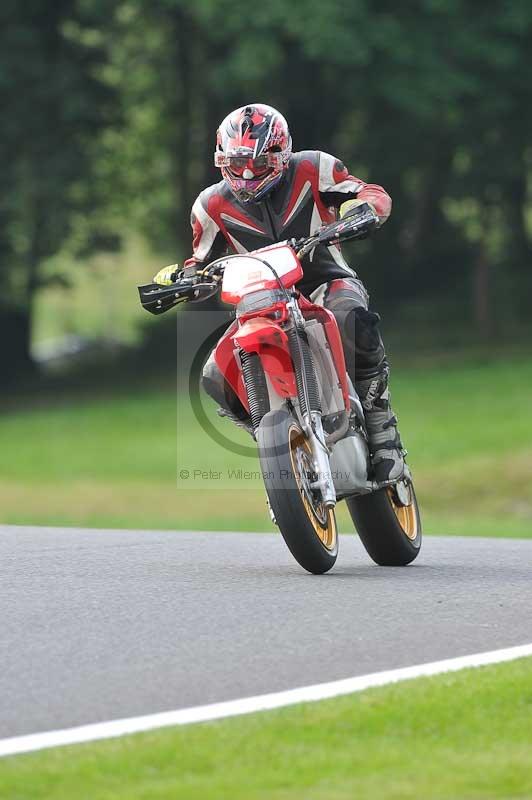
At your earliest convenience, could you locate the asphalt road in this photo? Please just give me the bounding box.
[1,525,531,739]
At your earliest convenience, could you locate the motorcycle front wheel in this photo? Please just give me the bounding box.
[257,409,338,574]
[346,481,422,566]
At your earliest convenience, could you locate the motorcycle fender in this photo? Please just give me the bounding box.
[233,318,297,398]
[213,320,250,411]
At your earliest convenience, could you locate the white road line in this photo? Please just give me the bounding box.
[1,643,531,758]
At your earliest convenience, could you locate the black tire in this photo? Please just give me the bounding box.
[257,409,338,574]
[346,483,422,566]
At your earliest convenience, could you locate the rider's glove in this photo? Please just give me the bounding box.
[152,264,180,286]
[339,198,377,220]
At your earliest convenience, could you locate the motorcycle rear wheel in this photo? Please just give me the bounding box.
[257,409,338,574]
[346,482,422,566]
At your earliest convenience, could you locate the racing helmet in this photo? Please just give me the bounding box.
[214,103,292,203]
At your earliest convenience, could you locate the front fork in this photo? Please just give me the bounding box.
[303,411,337,508]
[286,302,337,509]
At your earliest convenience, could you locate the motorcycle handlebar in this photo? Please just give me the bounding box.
[296,203,379,257]
[139,202,378,315]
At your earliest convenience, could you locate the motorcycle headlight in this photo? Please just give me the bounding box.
[236,288,286,317]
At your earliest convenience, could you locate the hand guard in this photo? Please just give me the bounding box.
[339,198,377,222]
[139,270,219,316]
[152,264,180,286]
[316,200,378,248]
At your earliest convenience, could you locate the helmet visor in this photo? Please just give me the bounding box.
[215,151,284,176]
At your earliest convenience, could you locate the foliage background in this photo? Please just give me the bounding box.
[2,0,532,370]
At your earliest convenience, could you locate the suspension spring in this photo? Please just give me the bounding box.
[240,351,270,432]
[288,327,321,417]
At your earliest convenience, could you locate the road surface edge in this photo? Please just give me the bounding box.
[2,642,531,758]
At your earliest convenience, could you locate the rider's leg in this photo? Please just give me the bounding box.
[311,278,405,484]
[201,350,254,434]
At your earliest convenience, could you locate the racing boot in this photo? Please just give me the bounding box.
[356,365,405,485]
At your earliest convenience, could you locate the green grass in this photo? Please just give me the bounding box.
[0,356,531,535]
[1,658,531,799]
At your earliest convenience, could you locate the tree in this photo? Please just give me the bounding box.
[3,0,531,384]
[0,0,115,381]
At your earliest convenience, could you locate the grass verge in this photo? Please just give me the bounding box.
[0,356,531,535]
[1,657,531,799]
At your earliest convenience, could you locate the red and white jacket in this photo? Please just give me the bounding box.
[184,151,391,295]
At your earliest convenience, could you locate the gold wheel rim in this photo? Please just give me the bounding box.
[288,425,337,552]
[386,486,418,541]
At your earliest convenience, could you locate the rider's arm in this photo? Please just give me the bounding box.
[317,151,392,226]
[153,192,227,285]
[183,193,227,272]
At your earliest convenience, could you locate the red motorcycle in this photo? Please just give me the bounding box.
[140,204,421,573]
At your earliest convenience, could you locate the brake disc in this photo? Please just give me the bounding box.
[394,480,412,507]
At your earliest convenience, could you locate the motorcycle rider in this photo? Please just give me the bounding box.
[154,103,405,484]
